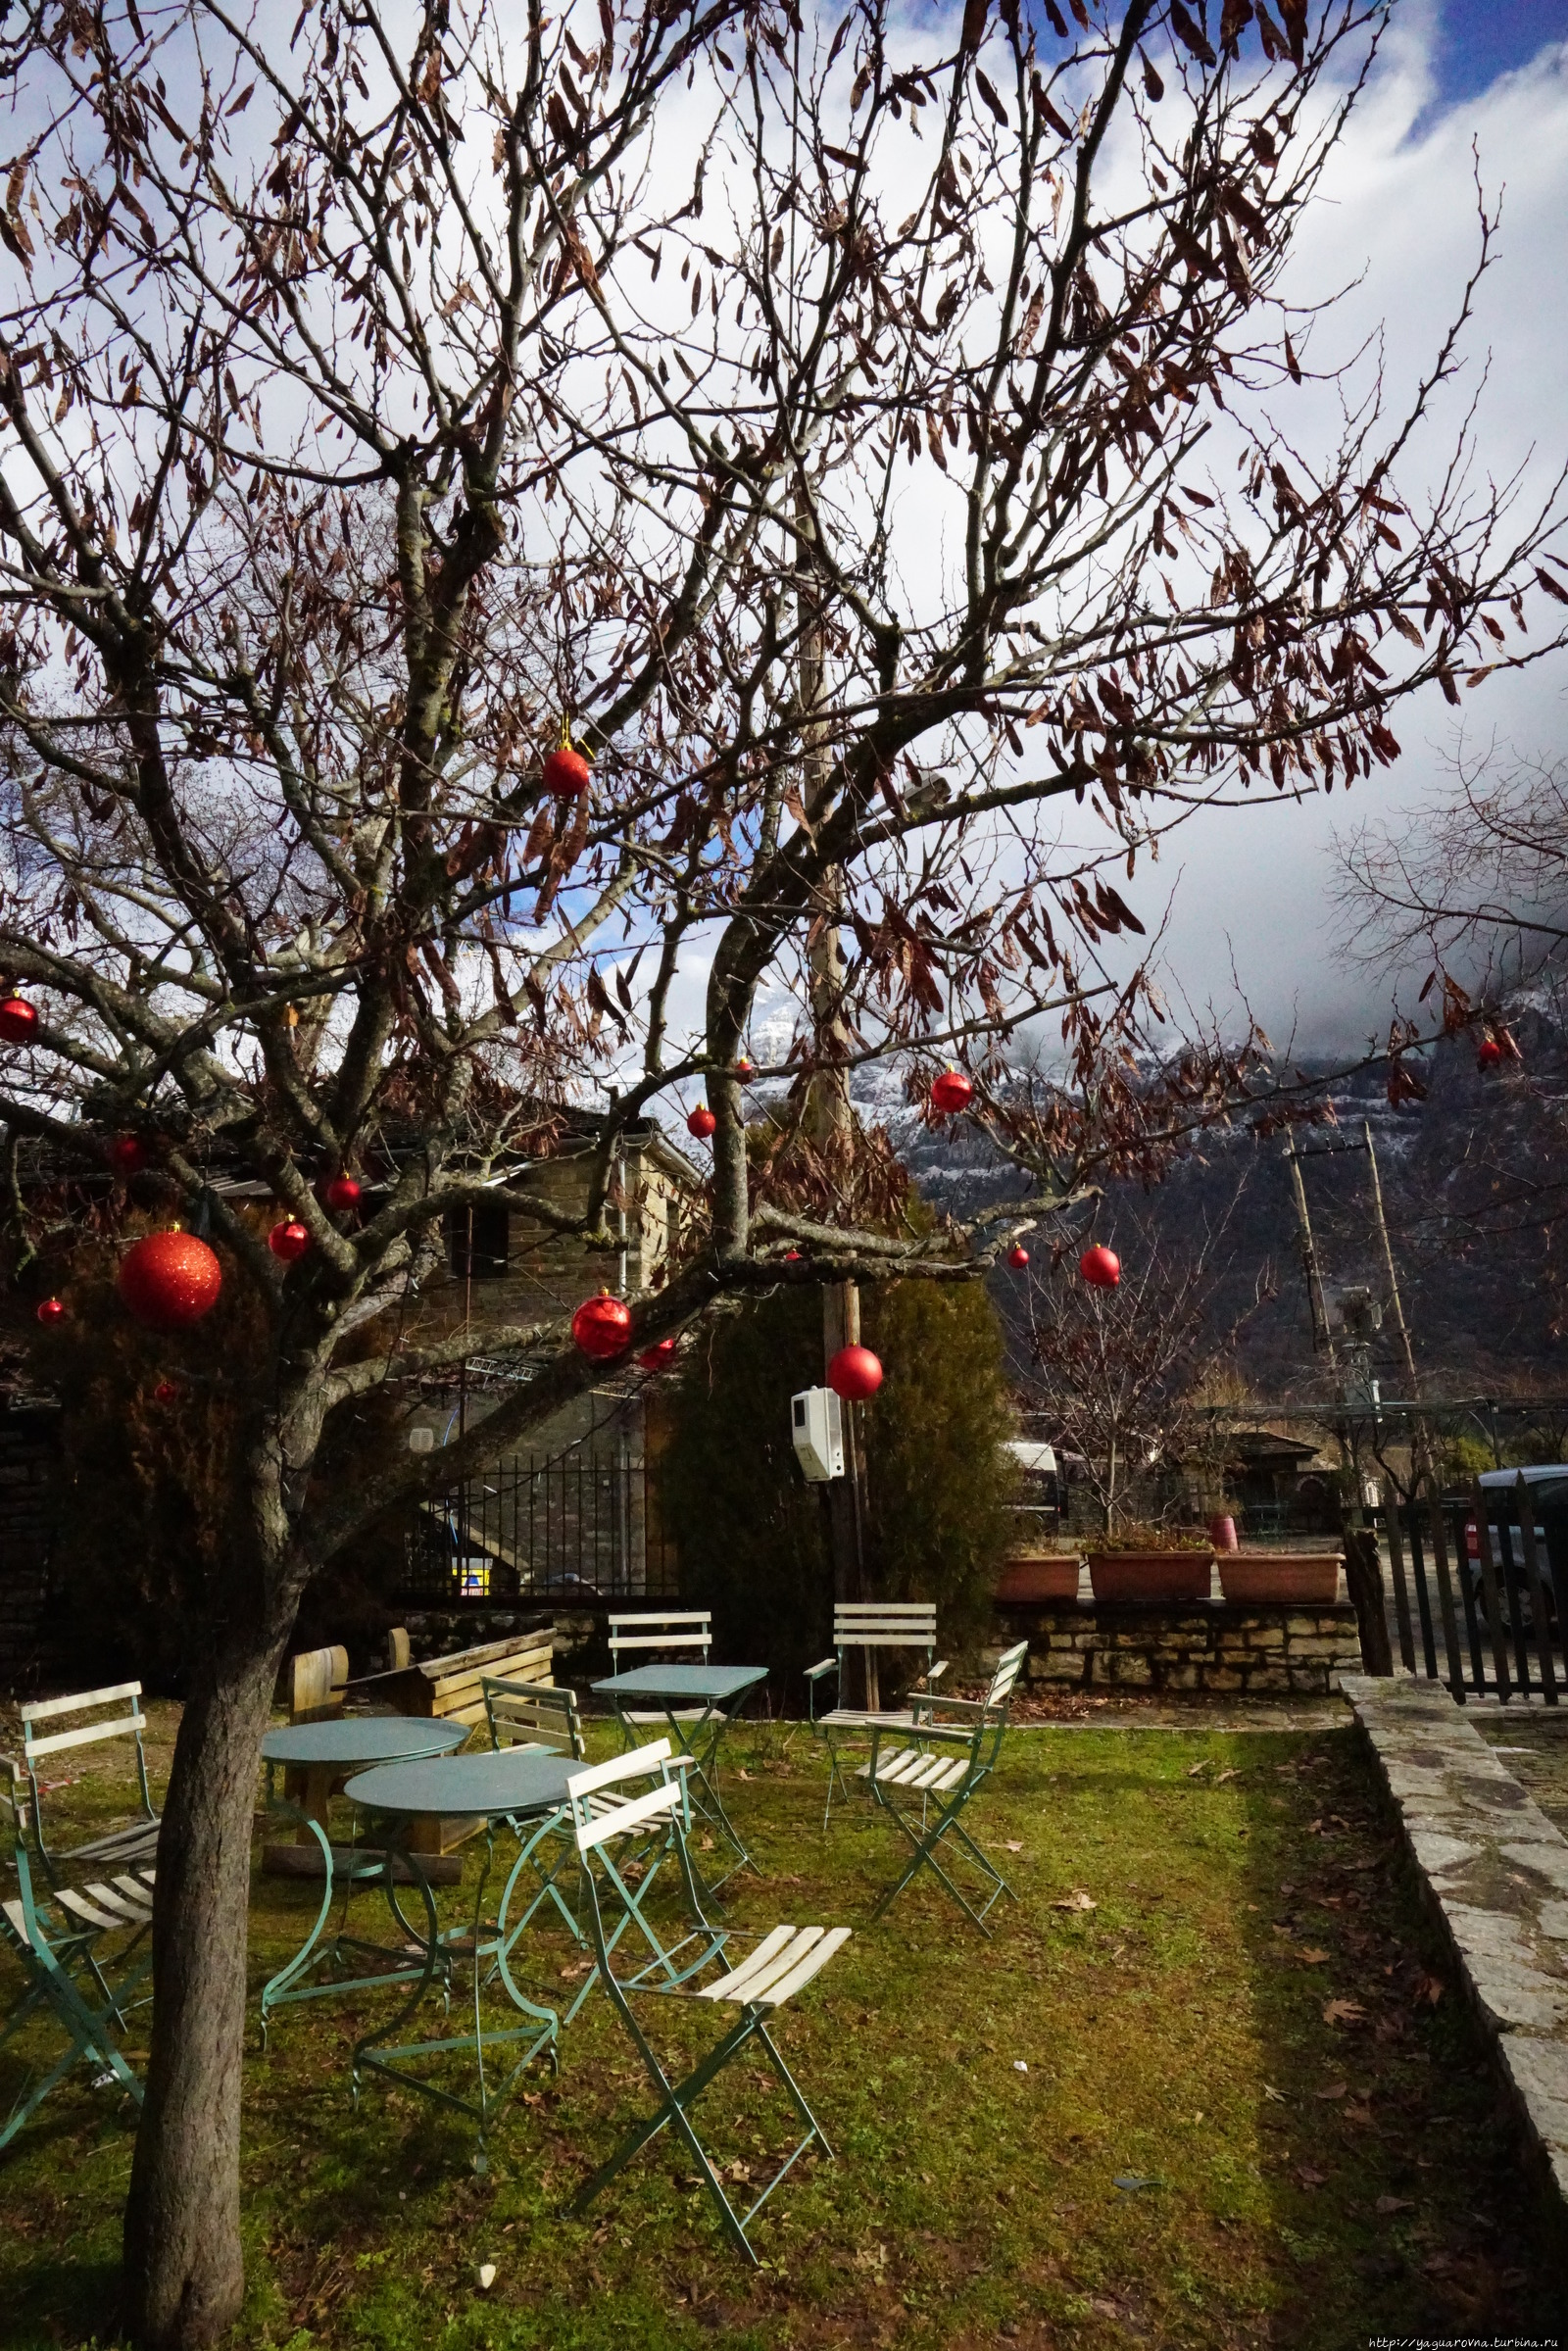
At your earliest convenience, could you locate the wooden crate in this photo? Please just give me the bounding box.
[376,1630,557,1730]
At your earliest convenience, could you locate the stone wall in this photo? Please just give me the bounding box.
[0,1402,60,1695]
[999,1597,1364,1695]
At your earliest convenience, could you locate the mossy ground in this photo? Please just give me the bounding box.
[1,1700,1560,2348]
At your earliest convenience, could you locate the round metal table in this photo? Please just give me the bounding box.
[257,1716,468,2034]
[342,1748,586,2167]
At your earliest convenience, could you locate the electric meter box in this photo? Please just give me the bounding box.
[791,1386,845,1483]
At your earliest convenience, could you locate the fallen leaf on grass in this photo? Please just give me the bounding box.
[1112,2174,1162,2193]
[1297,1947,1331,1966]
[1187,1759,1212,1777]
[1215,1767,1239,1784]
[1262,2083,1287,2103]
[1004,1840,1024,1853]
[1052,1888,1097,1912]
[1418,1974,1445,2006]
[1313,2082,1348,2101]
[1323,1998,1366,2026]
[477,2264,497,2291]
[1296,2164,1327,2188]
[1375,2195,1414,2217]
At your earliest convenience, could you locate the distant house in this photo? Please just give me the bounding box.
[1176,1426,1338,1534]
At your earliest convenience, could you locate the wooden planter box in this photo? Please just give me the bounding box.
[1218,1552,1343,1605]
[1087,1549,1213,1602]
[997,1554,1081,1602]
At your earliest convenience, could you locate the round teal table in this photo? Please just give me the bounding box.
[342,1748,582,2170]
[258,1715,468,2037]
[591,1662,767,1885]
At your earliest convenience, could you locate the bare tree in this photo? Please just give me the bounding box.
[0,0,1562,2338]
[1013,1198,1269,1532]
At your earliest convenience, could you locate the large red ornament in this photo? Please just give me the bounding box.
[572,1292,633,1361]
[323,1175,363,1212]
[636,1337,678,1372]
[0,995,38,1042]
[119,1231,222,1331]
[734,1056,756,1080]
[269,1220,311,1262]
[1079,1244,1121,1290]
[110,1135,148,1175]
[929,1067,973,1115]
[1007,1244,1030,1268]
[687,1104,717,1140]
[828,1344,883,1401]
[1477,1037,1503,1071]
[543,742,592,799]
[35,1297,66,1325]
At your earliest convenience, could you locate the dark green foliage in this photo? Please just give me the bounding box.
[660,1279,1015,1702]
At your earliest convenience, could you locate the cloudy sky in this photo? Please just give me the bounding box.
[1146,0,1568,1053]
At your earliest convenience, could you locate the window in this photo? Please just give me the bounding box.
[445,1197,510,1280]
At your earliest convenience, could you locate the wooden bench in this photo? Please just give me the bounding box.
[17,1683,162,1886]
[281,1644,349,1724]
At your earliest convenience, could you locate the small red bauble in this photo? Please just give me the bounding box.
[929,1067,973,1115]
[1477,1037,1503,1070]
[828,1344,883,1401]
[572,1291,633,1361]
[734,1056,755,1079]
[154,1380,179,1403]
[1079,1244,1121,1289]
[542,743,592,798]
[636,1337,678,1371]
[119,1231,222,1331]
[0,995,38,1042]
[110,1135,148,1175]
[323,1175,362,1211]
[783,1249,802,1262]
[269,1220,311,1262]
[687,1104,717,1140]
[1007,1244,1030,1268]
[35,1297,66,1324]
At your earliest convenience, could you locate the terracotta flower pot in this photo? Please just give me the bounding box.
[1087,1549,1213,1602]
[996,1554,1080,1602]
[1218,1552,1343,1605]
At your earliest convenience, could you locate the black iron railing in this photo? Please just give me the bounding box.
[400,1445,679,1607]
[1380,1483,1564,1704]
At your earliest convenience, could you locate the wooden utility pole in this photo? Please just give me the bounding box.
[1284,1143,1338,1378]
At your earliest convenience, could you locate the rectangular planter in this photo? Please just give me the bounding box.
[997,1554,1081,1602]
[1087,1550,1213,1602]
[1218,1553,1343,1605]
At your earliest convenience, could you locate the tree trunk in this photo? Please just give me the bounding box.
[1343,1525,1394,1677]
[122,1636,285,2348]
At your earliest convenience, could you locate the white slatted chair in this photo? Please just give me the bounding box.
[19,1683,161,1886]
[564,1740,850,2265]
[805,1602,948,1824]
[1,1801,152,2149]
[606,1610,712,1741]
[859,1640,1029,1935]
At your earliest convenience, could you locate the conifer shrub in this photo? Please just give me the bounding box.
[660,1276,1016,1704]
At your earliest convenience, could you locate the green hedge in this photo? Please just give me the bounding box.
[659,1277,1015,1706]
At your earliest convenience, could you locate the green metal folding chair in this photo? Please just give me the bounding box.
[858,1640,1029,1934]
[2,1781,153,2150]
[805,1600,948,1825]
[18,1683,161,1887]
[564,1739,851,2265]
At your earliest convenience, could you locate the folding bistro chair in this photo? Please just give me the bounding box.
[2,1765,153,2150]
[804,1601,947,1824]
[858,1641,1029,1934]
[605,1611,712,1743]
[564,1740,851,2264]
[18,1683,161,1886]
[481,1677,593,1957]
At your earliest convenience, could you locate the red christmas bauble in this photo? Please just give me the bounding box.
[269,1219,310,1262]
[110,1135,148,1175]
[572,1291,633,1361]
[543,743,592,798]
[929,1067,973,1115]
[1007,1244,1030,1268]
[1079,1244,1121,1290]
[154,1380,179,1403]
[783,1249,802,1262]
[35,1296,66,1324]
[636,1337,678,1372]
[828,1344,883,1401]
[734,1056,756,1080]
[0,995,38,1042]
[323,1175,362,1211]
[687,1104,717,1140]
[119,1231,222,1331]
[1477,1037,1503,1070]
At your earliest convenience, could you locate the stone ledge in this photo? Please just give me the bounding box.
[1000,1599,1363,1695]
[1344,1673,1568,2288]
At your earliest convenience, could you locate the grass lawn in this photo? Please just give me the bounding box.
[1,1698,1561,2349]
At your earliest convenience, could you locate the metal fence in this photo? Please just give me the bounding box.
[1382,1479,1563,1704]
[400,1445,679,1608]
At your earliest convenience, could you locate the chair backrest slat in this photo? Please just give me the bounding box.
[22,1681,145,1726]
[567,1737,673,1803]
[21,1684,146,1761]
[608,1611,711,1667]
[987,1641,1029,1709]
[572,1774,681,1853]
[483,1677,584,1759]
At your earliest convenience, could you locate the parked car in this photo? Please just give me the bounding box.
[1462,1467,1567,1630]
